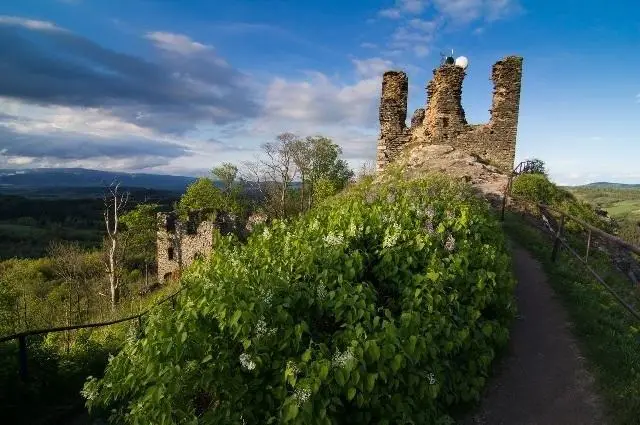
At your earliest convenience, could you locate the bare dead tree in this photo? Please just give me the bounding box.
[259,133,299,218]
[103,181,129,310]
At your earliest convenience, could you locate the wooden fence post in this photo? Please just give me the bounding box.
[18,335,28,382]
[551,214,565,262]
[585,229,592,263]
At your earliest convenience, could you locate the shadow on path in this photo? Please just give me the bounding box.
[462,243,607,425]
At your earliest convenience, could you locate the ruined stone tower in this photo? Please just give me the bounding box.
[156,211,214,283]
[376,56,523,173]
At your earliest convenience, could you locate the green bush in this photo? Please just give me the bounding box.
[83,175,516,424]
[511,173,561,205]
[511,173,615,233]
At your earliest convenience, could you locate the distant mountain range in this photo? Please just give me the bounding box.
[0,168,200,194]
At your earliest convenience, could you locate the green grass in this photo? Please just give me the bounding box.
[606,200,640,221]
[503,212,640,425]
[569,187,640,221]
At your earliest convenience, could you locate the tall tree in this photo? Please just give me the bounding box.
[290,138,313,212]
[121,203,159,289]
[306,136,354,208]
[177,177,226,218]
[103,182,129,310]
[211,163,239,194]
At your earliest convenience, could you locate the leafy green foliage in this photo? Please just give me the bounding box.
[311,177,337,205]
[211,163,239,194]
[177,178,226,218]
[511,173,561,205]
[305,136,354,193]
[177,178,244,221]
[521,158,547,176]
[121,203,160,279]
[84,175,516,424]
[511,173,613,233]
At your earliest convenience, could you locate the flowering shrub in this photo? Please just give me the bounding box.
[84,174,516,424]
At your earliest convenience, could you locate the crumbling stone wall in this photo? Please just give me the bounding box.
[377,56,523,173]
[156,211,215,284]
[376,71,411,172]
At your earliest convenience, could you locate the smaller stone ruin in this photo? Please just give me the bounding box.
[156,211,215,284]
[156,210,269,283]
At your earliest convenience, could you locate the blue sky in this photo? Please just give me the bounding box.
[0,0,638,185]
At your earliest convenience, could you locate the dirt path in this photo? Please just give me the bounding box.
[462,244,607,425]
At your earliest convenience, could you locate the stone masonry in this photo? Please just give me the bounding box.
[376,56,523,173]
[377,71,411,170]
[156,211,215,283]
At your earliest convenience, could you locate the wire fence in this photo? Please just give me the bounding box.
[501,161,640,322]
[0,286,186,381]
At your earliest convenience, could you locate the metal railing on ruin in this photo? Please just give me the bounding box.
[0,286,187,382]
[501,160,640,322]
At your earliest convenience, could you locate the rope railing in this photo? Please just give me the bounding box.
[0,286,187,381]
[501,161,640,322]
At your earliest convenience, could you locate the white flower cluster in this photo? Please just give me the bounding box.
[347,220,358,237]
[444,234,456,252]
[263,289,273,306]
[316,284,328,301]
[80,379,97,401]
[293,387,311,406]
[382,223,402,248]
[239,353,256,371]
[332,348,355,369]
[323,232,345,246]
[286,360,300,376]
[427,373,436,385]
[423,220,435,235]
[426,205,435,219]
[262,228,272,240]
[386,192,396,204]
[125,322,138,343]
[255,317,277,338]
[365,191,377,205]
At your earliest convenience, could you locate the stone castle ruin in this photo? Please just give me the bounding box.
[156,210,267,283]
[377,55,523,174]
[156,211,215,283]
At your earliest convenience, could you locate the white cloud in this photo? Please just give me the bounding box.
[145,31,211,55]
[400,0,429,14]
[0,15,64,32]
[375,0,519,57]
[379,9,402,19]
[379,0,429,18]
[262,73,380,127]
[352,57,394,78]
[408,18,440,32]
[432,0,520,24]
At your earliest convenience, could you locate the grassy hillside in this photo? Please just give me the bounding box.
[567,186,640,222]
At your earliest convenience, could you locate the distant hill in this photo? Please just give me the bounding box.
[0,168,200,194]
[578,182,640,189]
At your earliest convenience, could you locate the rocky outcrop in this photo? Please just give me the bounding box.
[377,143,509,207]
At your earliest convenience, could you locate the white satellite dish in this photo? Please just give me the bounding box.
[455,56,469,70]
